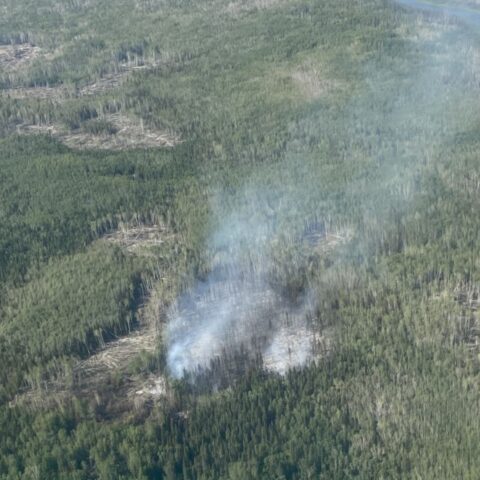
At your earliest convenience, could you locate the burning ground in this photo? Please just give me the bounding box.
[166,223,348,380]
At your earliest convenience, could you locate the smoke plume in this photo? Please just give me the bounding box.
[165,0,480,380]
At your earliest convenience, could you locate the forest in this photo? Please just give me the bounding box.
[1,0,480,478]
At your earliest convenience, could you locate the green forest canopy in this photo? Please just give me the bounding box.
[1,0,480,478]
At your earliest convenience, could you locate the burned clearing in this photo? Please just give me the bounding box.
[166,275,331,377]
[166,226,349,379]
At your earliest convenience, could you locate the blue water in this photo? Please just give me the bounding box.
[395,0,480,25]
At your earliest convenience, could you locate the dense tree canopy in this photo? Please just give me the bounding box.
[1,0,480,477]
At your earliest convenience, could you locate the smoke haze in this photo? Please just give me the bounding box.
[165,0,480,379]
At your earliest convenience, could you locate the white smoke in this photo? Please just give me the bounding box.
[165,0,479,380]
[166,252,318,378]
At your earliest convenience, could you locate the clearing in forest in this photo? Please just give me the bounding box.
[166,226,350,378]
[0,43,41,71]
[11,223,175,410]
[17,113,181,150]
[291,61,344,101]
